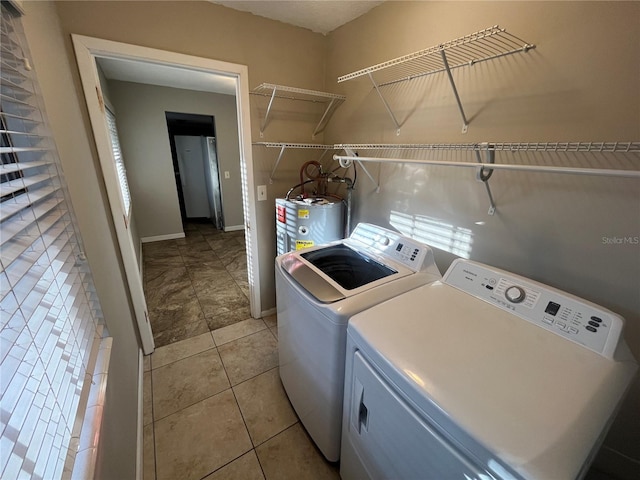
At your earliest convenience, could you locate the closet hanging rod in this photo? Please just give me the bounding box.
[332,154,640,179]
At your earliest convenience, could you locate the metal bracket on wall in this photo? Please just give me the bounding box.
[341,147,381,192]
[253,142,338,183]
[367,72,401,136]
[441,51,469,134]
[474,147,496,215]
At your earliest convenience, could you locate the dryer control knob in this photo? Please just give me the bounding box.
[505,286,526,303]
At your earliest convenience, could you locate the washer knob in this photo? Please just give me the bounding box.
[505,286,526,303]
[376,235,390,246]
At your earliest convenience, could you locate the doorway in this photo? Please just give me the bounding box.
[166,112,224,230]
[72,35,262,340]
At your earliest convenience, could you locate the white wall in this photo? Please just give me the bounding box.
[108,81,244,237]
[20,3,142,479]
[325,2,640,478]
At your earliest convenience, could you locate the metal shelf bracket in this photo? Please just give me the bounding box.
[474,147,496,215]
[341,147,381,192]
[269,144,287,183]
[252,84,346,139]
[367,72,401,136]
[260,86,278,138]
[441,51,469,134]
[253,142,339,183]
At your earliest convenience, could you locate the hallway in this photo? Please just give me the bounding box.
[141,221,339,479]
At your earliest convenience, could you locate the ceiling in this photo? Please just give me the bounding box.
[211,0,384,35]
[98,1,383,95]
[97,57,238,95]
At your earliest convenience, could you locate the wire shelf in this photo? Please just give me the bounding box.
[337,25,535,87]
[253,142,338,150]
[251,84,346,138]
[252,83,345,103]
[336,142,640,153]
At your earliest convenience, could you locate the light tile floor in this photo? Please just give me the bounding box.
[142,221,339,479]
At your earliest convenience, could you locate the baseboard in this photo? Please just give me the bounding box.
[260,307,277,318]
[224,224,245,232]
[141,232,185,243]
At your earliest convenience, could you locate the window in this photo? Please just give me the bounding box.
[104,106,131,218]
[1,4,106,479]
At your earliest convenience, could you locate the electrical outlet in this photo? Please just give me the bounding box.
[257,185,267,201]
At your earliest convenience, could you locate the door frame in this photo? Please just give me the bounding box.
[71,35,261,349]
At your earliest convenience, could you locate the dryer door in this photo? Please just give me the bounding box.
[342,351,495,480]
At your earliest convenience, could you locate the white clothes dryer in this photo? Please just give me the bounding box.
[341,259,637,480]
[276,223,442,461]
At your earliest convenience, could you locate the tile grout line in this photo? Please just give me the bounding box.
[144,224,257,479]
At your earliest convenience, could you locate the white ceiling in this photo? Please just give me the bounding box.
[97,57,238,96]
[98,1,383,95]
[212,0,384,34]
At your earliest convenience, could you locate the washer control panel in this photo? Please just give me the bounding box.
[444,259,624,358]
[348,223,436,272]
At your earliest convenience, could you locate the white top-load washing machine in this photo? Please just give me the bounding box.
[341,259,638,480]
[276,223,442,461]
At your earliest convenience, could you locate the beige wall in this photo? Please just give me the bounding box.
[107,81,244,237]
[325,1,640,477]
[20,3,143,479]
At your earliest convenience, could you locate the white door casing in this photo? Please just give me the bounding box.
[71,35,261,353]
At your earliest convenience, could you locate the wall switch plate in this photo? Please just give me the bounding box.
[257,185,267,201]
[224,171,230,179]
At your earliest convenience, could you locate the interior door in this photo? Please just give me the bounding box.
[175,135,210,218]
[72,55,155,354]
[205,136,224,229]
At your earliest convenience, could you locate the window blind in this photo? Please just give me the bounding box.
[105,106,131,218]
[1,4,106,479]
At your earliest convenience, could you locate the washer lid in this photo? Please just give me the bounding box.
[348,281,637,480]
[278,223,442,303]
[280,244,412,303]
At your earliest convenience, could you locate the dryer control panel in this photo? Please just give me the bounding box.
[348,223,438,273]
[443,259,625,359]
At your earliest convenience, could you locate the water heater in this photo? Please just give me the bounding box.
[276,197,344,255]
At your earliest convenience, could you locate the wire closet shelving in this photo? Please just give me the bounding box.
[337,26,536,134]
[253,142,340,182]
[333,142,640,215]
[251,84,346,138]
